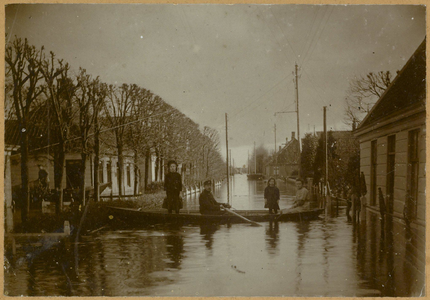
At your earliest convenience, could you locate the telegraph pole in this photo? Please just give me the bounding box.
[247,150,249,174]
[274,123,277,153]
[323,106,328,195]
[225,113,229,204]
[275,63,301,177]
[295,63,301,178]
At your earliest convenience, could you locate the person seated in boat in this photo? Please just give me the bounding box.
[164,160,183,214]
[264,177,280,214]
[199,180,231,215]
[292,178,309,209]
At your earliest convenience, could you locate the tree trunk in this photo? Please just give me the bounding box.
[155,148,159,181]
[133,151,139,196]
[117,143,124,197]
[54,140,65,214]
[94,124,100,202]
[80,152,87,206]
[160,155,164,181]
[19,122,29,230]
[144,149,150,191]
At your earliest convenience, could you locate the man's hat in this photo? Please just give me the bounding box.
[203,180,211,186]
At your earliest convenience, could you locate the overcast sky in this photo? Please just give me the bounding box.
[5,4,426,167]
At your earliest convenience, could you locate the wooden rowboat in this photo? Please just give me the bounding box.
[107,206,324,225]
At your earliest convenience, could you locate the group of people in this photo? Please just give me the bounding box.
[164,160,231,214]
[264,177,309,214]
[164,159,309,215]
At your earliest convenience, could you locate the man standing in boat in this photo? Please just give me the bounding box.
[199,180,231,214]
[292,178,309,209]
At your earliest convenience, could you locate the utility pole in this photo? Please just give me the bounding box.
[274,123,277,176]
[274,63,301,177]
[229,149,232,177]
[323,106,328,195]
[295,63,301,178]
[225,113,229,204]
[254,141,256,174]
[274,123,277,153]
[247,150,249,174]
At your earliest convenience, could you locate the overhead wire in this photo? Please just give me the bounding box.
[302,6,334,66]
[300,6,330,65]
[226,73,293,127]
[298,6,321,60]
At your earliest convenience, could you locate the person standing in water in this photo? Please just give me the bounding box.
[264,177,280,214]
[164,160,182,214]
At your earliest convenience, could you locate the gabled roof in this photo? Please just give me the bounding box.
[357,38,426,130]
[266,138,299,165]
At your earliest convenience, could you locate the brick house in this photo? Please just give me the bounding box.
[265,132,300,178]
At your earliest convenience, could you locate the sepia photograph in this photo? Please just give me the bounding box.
[3,3,426,297]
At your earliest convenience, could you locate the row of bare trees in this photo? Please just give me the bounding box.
[5,36,225,223]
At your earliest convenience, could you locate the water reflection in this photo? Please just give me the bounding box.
[294,220,311,295]
[5,175,425,296]
[200,223,219,250]
[265,221,279,254]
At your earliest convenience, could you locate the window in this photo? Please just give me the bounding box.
[99,161,104,183]
[127,165,131,187]
[406,129,420,218]
[386,135,395,213]
[370,140,377,206]
[107,162,112,183]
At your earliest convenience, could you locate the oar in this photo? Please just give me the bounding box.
[224,207,262,226]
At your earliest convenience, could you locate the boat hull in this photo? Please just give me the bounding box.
[247,173,265,180]
[107,207,324,225]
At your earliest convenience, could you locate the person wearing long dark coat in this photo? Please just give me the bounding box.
[164,160,182,214]
[264,177,280,214]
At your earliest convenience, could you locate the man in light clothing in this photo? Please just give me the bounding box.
[292,178,309,209]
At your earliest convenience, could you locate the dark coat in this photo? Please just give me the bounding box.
[164,172,182,211]
[199,189,221,214]
[264,186,280,210]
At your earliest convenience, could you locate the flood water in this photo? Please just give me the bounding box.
[4,175,425,296]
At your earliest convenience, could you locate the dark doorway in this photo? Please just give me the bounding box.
[66,160,83,190]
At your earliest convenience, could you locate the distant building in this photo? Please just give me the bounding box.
[265,132,300,178]
[354,38,426,272]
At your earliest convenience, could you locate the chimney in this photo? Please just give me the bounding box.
[291,132,295,140]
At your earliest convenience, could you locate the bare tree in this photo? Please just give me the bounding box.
[5,37,45,226]
[202,126,221,179]
[344,71,392,126]
[105,84,137,196]
[39,51,77,211]
[74,68,100,205]
[90,80,107,202]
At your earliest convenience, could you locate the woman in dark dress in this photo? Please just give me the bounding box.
[164,160,182,214]
[264,177,280,214]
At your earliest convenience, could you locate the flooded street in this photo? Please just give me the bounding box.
[4,175,424,296]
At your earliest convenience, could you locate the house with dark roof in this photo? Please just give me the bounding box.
[354,38,426,276]
[265,132,300,178]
